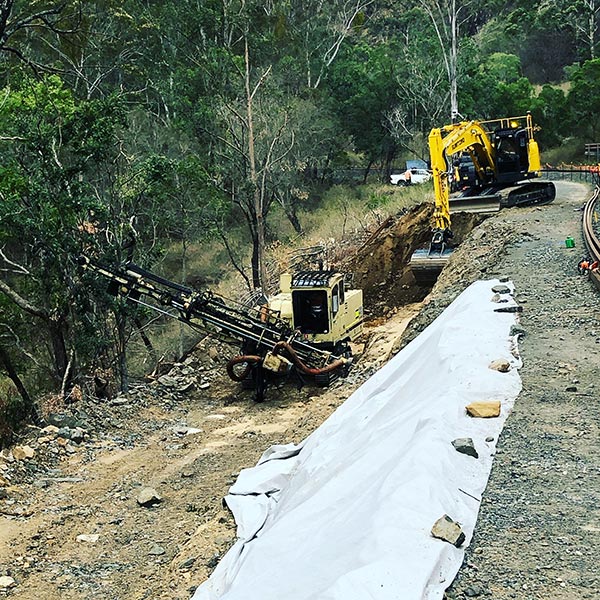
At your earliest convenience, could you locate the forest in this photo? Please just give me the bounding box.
[1,0,599,440]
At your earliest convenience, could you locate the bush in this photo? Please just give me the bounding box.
[542,138,584,165]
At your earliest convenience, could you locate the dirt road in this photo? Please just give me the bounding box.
[1,180,598,600]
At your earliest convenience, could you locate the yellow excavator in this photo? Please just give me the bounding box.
[411,113,555,283]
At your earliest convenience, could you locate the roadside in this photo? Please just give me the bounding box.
[0,311,422,600]
[403,181,599,600]
[448,180,600,600]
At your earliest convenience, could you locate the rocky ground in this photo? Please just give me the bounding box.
[0,180,598,599]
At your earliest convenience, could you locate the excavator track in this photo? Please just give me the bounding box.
[450,181,556,214]
[499,180,556,208]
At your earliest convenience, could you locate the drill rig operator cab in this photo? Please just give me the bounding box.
[268,270,363,352]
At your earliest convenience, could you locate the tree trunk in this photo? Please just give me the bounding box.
[245,36,268,292]
[114,311,129,393]
[382,143,397,182]
[362,159,374,184]
[251,230,261,290]
[0,345,41,425]
[449,0,459,120]
[285,207,303,235]
[179,236,188,358]
[48,318,70,388]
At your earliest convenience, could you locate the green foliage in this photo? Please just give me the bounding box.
[531,85,567,148]
[460,53,536,119]
[1,0,600,413]
[567,59,600,140]
[326,42,397,162]
[0,75,129,388]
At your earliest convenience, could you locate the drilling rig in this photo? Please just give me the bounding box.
[78,256,364,401]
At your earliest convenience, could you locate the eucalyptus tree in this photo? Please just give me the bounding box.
[0,75,128,397]
[567,58,600,141]
[0,0,82,75]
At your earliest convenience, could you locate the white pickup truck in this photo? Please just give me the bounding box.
[390,167,432,186]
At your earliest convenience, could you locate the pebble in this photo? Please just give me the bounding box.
[179,556,197,570]
[76,534,100,543]
[0,576,16,589]
[452,438,479,458]
[12,446,35,460]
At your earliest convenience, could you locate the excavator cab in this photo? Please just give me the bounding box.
[294,289,329,334]
[493,127,530,182]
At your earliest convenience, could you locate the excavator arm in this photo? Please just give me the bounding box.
[428,120,497,233]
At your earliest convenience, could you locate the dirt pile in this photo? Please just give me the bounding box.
[346,203,485,317]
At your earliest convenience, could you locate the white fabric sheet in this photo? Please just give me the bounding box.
[192,280,523,600]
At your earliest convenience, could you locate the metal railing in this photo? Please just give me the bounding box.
[541,167,599,184]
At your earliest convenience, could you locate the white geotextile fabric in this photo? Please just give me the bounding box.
[192,279,523,600]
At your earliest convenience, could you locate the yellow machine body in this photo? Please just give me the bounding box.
[268,271,363,350]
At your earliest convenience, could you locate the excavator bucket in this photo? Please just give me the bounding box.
[410,247,454,285]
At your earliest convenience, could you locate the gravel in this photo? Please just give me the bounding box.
[1,180,598,600]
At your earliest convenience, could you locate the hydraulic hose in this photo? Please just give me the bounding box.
[226,355,262,381]
[272,341,348,376]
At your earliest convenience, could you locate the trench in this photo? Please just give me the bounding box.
[345,203,487,320]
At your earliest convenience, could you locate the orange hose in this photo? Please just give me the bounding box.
[226,355,262,381]
[272,341,347,376]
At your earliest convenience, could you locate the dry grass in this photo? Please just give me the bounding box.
[129,181,434,369]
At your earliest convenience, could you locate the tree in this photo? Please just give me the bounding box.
[284,0,374,89]
[558,0,600,60]
[385,11,450,158]
[0,0,81,73]
[418,0,474,120]
[327,42,399,179]
[567,59,600,140]
[0,75,126,396]
[459,52,536,119]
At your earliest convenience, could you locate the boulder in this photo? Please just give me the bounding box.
[0,576,16,589]
[137,487,162,507]
[489,359,511,373]
[452,438,479,458]
[12,445,35,460]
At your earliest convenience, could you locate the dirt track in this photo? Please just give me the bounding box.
[1,181,599,599]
